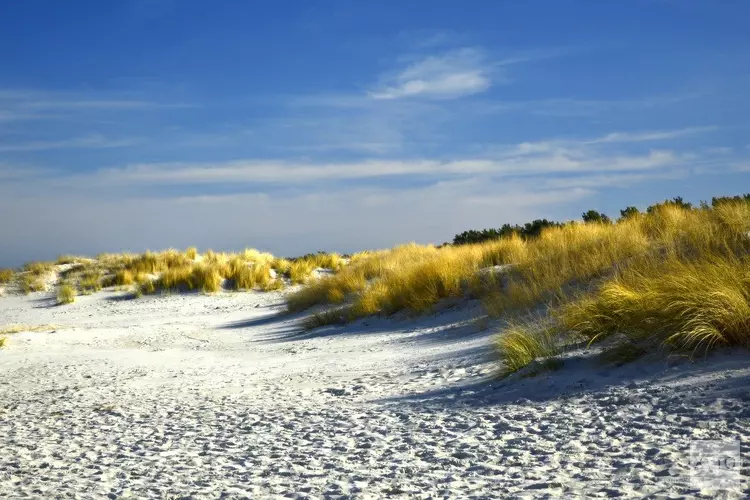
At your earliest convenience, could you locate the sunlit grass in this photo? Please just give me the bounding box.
[0,269,14,284]
[493,200,750,372]
[496,320,563,376]
[558,253,750,352]
[57,284,76,304]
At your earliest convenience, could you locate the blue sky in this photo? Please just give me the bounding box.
[1,0,749,266]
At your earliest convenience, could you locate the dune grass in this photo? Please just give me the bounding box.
[0,269,14,284]
[493,201,750,373]
[496,320,564,376]
[23,261,55,275]
[557,253,750,352]
[18,260,56,293]
[57,284,76,304]
[287,239,530,321]
[81,247,308,295]
[285,199,750,372]
[4,247,341,298]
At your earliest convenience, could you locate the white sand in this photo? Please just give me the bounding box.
[0,290,748,498]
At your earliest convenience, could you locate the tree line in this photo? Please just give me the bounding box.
[452,194,750,245]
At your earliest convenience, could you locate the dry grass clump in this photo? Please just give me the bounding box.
[289,260,316,284]
[19,261,56,294]
[57,284,76,304]
[24,261,55,274]
[271,257,292,275]
[20,275,47,294]
[148,262,224,293]
[496,320,563,376]
[78,270,103,294]
[89,247,287,296]
[558,253,750,352]
[0,268,15,284]
[111,269,135,286]
[191,264,223,293]
[227,258,272,290]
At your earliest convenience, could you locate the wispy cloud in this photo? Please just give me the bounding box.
[493,126,717,157]
[0,134,139,152]
[32,143,689,188]
[586,126,717,144]
[369,48,493,100]
[0,88,191,120]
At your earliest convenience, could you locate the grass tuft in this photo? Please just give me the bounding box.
[57,284,76,304]
[0,269,14,284]
[495,320,563,376]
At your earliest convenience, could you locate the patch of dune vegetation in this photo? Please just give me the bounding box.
[28,247,345,298]
[288,194,750,373]
[18,261,55,294]
[0,269,15,284]
[57,284,76,304]
[491,197,750,374]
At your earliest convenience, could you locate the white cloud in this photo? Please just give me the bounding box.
[369,48,492,100]
[586,126,717,144]
[49,149,680,188]
[0,134,139,152]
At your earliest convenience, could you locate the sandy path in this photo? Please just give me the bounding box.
[0,290,748,498]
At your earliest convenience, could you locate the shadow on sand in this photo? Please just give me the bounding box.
[378,349,750,407]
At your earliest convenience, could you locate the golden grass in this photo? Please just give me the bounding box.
[66,247,297,296]
[558,253,750,352]
[287,199,750,375]
[0,268,14,284]
[57,284,76,304]
[227,258,271,290]
[493,200,750,371]
[23,261,55,274]
[271,257,292,275]
[21,274,47,294]
[0,337,5,348]
[287,240,529,318]
[496,320,563,376]
[78,271,103,294]
[112,269,135,286]
[289,260,316,284]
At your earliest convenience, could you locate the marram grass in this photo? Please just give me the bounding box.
[493,201,750,372]
[57,284,76,304]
